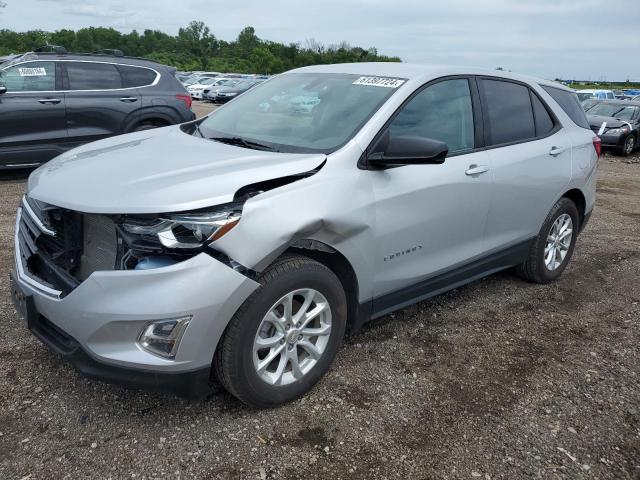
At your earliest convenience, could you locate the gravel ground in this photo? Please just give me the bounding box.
[0,148,638,479]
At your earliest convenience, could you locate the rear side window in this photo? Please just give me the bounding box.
[118,65,157,88]
[542,85,590,129]
[481,79,535,145]
[66,62,122,90]
[531,93,555,136]
[0,61,56,91]
[388,78,475,154]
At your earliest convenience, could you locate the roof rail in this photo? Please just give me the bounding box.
[34,45,68,54]
[92,49,124,57]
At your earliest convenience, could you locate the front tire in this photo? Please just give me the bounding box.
[214,255,347,407]
[617,134,636,156]
[517,198,579,284]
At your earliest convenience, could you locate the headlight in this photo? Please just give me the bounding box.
[606,126,630,135]
[122,204,241,250]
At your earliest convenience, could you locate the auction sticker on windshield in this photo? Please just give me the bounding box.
[352,76,406,88]
[18,67,47,76]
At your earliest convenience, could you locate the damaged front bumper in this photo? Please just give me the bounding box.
[11,248,260,398]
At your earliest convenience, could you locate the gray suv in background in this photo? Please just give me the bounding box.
[11,64,598,407]
[0,52,195,169]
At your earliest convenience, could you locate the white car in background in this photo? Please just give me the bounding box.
[187,77,221,99]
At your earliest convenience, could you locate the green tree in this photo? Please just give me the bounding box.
[0,22,402,73]
[177,21,217,69]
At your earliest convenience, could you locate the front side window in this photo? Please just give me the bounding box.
[66,62,122,90]
[387,78,475,154]
[0,61,56,92]
[198,73,404,153]
[481,79,535,146]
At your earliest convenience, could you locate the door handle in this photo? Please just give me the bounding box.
[465,164,489,176]
[549,146,566,156]
[119,97,138,103]
[38,98,61,104]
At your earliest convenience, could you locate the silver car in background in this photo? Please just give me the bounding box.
[11,64,598,407]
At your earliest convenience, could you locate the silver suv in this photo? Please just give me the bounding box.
[11,64,598,407]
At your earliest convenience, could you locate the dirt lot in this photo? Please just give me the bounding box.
[0,149,638,479]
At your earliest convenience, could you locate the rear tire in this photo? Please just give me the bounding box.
[214,255,347,408]
[517,198,579,284]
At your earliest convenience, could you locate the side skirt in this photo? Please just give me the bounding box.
[352,238,534,331]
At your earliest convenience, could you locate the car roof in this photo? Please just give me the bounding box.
[288,62,571,91]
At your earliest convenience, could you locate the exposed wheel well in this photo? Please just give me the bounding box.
[562,188,586,229]
[281,241,360,333]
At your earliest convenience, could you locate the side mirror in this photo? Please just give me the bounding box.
[0,83,6,95]
[368,133,448,168]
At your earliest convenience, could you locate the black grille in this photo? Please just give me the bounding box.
[16,197,118,296]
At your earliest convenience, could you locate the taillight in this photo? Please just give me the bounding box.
[176,94,192,110]
[592,136,602,159]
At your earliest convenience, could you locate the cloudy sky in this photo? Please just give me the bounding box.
[2,0,639,80]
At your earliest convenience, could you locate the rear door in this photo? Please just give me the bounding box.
[0,61,67,167]
[62,61,141,144]
[479,78,572,251]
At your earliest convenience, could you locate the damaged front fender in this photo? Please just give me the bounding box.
[211,143,377,302]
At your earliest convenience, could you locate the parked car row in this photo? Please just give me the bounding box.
[175,70,269,103]
[576,88,640,101]
[0,50,195,169]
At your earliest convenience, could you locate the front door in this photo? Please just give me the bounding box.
[369,78,493,302]
[0,61,67,167]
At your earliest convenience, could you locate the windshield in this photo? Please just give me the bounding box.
[198,72,404,153]
[588,103,639,121]
[193,77,214,85]
[195,78,218,86]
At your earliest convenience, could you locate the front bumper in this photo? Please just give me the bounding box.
[599,133,625,148]
[12,214,260,395]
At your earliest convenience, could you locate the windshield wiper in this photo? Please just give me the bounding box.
[209,136,278,152]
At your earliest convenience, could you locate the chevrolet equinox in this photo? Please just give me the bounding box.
[11,64,599,407]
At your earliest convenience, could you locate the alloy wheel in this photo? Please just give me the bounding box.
[624,136,635,155]
[544,213,573,271]
[252,289,332,386]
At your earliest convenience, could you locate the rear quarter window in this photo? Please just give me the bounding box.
[118,65,158,88]
[542,86,590,130]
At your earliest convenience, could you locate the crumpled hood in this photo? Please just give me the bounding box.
[27,126,325,214]
[587,114,628,130]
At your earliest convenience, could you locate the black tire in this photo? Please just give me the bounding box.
[214,254,347,408]
[132,123,160,132]
[517,197,580,284]
[617,134,636,157]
